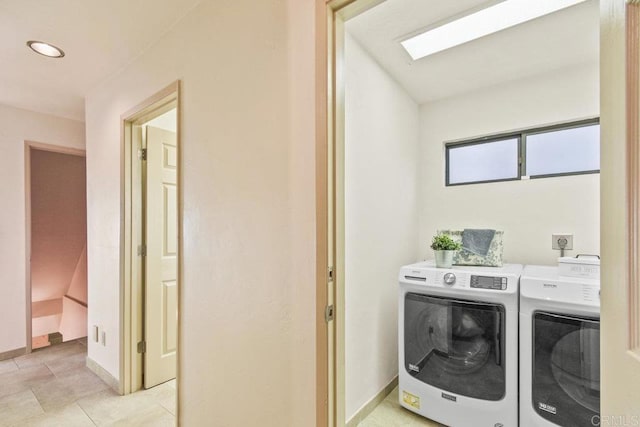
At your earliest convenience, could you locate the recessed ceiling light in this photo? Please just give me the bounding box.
[401,0,588,61]
[27,40,65,58]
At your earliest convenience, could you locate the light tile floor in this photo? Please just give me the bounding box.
[0,339,176,426]
[357,387,445,427]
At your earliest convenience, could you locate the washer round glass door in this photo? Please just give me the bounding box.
[533,312,600,427]
[404,293,506,401]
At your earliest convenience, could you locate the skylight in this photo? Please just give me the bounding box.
[400,0,588,60]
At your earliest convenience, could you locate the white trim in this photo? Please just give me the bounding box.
[87,356,120,393]
[0,347,26,361]
[24,141,86,357]
[345,377,398,427]
[322,2,393,426]
[119,82,181,408]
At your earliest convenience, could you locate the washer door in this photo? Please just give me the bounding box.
[533,312,600,427]
[404,293,506,401]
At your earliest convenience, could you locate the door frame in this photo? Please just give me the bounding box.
[24,141,86,355]
[623,0,640,360]
[120,81,181,398]
[601,0,640,419]
[316,1,385,426]
[317,0,640,426]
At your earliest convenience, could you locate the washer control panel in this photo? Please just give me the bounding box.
[470,275,507,290]
[399,262,522,293]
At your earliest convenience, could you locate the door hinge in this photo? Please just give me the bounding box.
[137,341,146,353]
[325,305,335,322]
[137,245,147,257]
[328,266,334,282]
[138,148,147,161]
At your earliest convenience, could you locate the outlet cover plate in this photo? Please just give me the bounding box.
[552,234,574,250]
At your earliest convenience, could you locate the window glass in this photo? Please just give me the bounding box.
[447,138,519,185]
[526,124,600,177]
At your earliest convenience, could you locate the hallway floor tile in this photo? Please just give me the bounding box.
[0,340,176,427]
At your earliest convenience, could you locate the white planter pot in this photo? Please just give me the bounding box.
[434,250,455,268]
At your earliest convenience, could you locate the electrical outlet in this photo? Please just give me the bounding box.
[552,234,573,250]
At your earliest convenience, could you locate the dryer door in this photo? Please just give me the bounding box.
[532,312,600,427]
[404,293,506,401]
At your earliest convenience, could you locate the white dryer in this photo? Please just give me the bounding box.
[520,265,600,427]
[398,262,522,427]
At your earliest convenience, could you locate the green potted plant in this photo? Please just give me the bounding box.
[430,233,462,268]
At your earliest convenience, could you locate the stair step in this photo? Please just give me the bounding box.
[48,332,63,345]
[32,299,63,318]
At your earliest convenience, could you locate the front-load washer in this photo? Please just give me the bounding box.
[520,265,600,427]
[398,261,522,427]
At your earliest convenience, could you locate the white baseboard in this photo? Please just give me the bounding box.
[86,356,120,394]
[0,347,26,361]
[346,376,399,427]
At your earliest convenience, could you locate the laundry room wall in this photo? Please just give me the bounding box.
[419,62,600,266]
[0,104,85,356]
[344,32,420,422]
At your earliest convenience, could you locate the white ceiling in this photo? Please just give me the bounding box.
[0,0,201,121]
[0,1,598,120]
[346,0,599,104]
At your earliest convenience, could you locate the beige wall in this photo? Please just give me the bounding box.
[344,32,420,421]
[287,0,318,424]
[419,63,600,265]
[0,104,85,355]
[85,0,317,425]
[30,150,87,303]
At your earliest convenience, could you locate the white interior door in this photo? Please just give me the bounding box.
[144,125,178,388]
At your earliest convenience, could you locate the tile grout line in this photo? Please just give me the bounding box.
[28,388,46,419]
[26,359,56,413]
[3,341,174,427]
[29,384,48,414]
[29,348,85,413]
[158,401,177,419]
[43,362,56,378]
[1,341,96,426]
[76,401,98,426]
[43,361,60,379]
